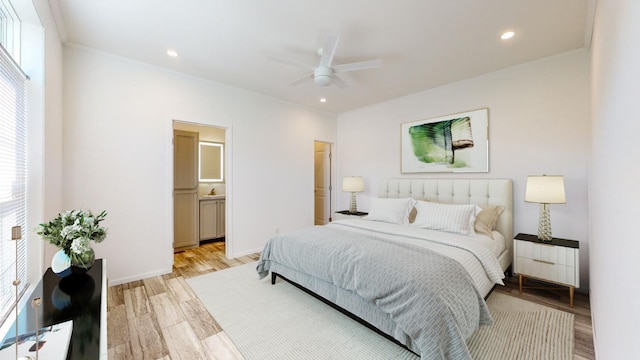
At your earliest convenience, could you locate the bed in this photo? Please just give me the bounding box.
[256,178,513,359]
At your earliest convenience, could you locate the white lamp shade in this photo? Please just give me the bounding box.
[525,175,566,204]
[342,176,364,192]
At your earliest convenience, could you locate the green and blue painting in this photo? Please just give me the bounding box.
[408,116,473,168]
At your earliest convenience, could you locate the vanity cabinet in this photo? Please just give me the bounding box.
[199,197,225,240]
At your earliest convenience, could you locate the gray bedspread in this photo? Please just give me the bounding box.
[256,225,493,359]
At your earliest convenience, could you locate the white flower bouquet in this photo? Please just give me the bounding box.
[37,209,107,269]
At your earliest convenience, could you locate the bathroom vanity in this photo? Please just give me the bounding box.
[199,195,225,241]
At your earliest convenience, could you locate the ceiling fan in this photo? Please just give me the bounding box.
[268,35,381,88]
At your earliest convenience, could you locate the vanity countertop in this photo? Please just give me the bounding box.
[199,195,225,200]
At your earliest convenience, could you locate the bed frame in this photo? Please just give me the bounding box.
[270,178,513,354]
[271,271,420,354]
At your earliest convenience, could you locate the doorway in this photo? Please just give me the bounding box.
[173,121,229,255]
[314,141,333,225]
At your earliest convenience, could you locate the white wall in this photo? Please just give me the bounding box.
[34,0,63,270]
[63,46,336,284]
[590,0,640,358]
[9,0,66,288]
[337,50,591,290]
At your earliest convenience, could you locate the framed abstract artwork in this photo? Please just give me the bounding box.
[401,108,489,173]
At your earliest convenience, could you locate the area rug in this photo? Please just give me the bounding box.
[187,262,574,360]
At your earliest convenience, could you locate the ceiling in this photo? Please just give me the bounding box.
[49,0,595,114]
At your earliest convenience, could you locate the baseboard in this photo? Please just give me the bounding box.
[589,288,598,357]
[229,247,262,259]
[108,266,173,286]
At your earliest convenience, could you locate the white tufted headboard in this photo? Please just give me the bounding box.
[378,178,513,271]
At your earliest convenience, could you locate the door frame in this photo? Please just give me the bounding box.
[171,120,233,260]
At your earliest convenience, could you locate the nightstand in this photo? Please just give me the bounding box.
[513,233,580,307]
[333,210,368,221]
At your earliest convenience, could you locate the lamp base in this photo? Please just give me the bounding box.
[537,203,553,241]
[349,192,358,214]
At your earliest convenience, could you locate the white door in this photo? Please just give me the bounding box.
[314,141,332,225]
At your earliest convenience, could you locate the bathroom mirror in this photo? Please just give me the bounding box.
[199,142,224,182]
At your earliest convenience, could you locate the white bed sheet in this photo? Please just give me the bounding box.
[327,219,505,297]
[473,231,506,258]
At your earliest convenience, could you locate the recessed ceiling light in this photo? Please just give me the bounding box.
[500,31,515,40]
[167,49,179,57]
[320,98,327,103]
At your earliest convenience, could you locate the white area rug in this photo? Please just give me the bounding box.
[187,262,574,360]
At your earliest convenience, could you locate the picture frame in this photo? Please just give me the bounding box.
[401,108,489,173]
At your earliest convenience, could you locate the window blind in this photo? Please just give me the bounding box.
[0,43,27,326]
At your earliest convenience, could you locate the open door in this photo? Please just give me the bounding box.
[314,141,333,225]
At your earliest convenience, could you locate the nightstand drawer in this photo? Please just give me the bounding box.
[515,241,576,267]
[515,256,577,286]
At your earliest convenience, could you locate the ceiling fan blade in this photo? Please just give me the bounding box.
[331,75,348,89]
[319,35,339,68]
[267,55,316,71]
[333,59,382,73]
[288,72,314,86]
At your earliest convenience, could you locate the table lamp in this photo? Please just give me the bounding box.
[525,175,566,241]
[342,176,364,214]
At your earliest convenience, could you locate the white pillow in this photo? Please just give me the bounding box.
[364,197,417,224]
[412,201,479,236]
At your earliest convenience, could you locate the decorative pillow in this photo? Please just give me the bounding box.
[363,197,417,224]
[412,201,478,236]
[474,204,505,239]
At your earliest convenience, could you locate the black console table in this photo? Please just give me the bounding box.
[2,259,107,359]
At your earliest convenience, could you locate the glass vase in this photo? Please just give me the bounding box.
[70,247,95,274]
[51,249,72,277]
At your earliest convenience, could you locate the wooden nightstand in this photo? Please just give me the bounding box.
[333,210,368,221]
[513,233,580,307]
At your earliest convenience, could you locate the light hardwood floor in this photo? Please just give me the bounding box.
[107,241,258,359]
[107,241,594,360]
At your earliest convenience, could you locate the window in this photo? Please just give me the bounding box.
[0,0,20,62]
[0,43,27,325]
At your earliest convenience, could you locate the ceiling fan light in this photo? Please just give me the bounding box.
[314,75,332,86]
[314,66,333,86]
